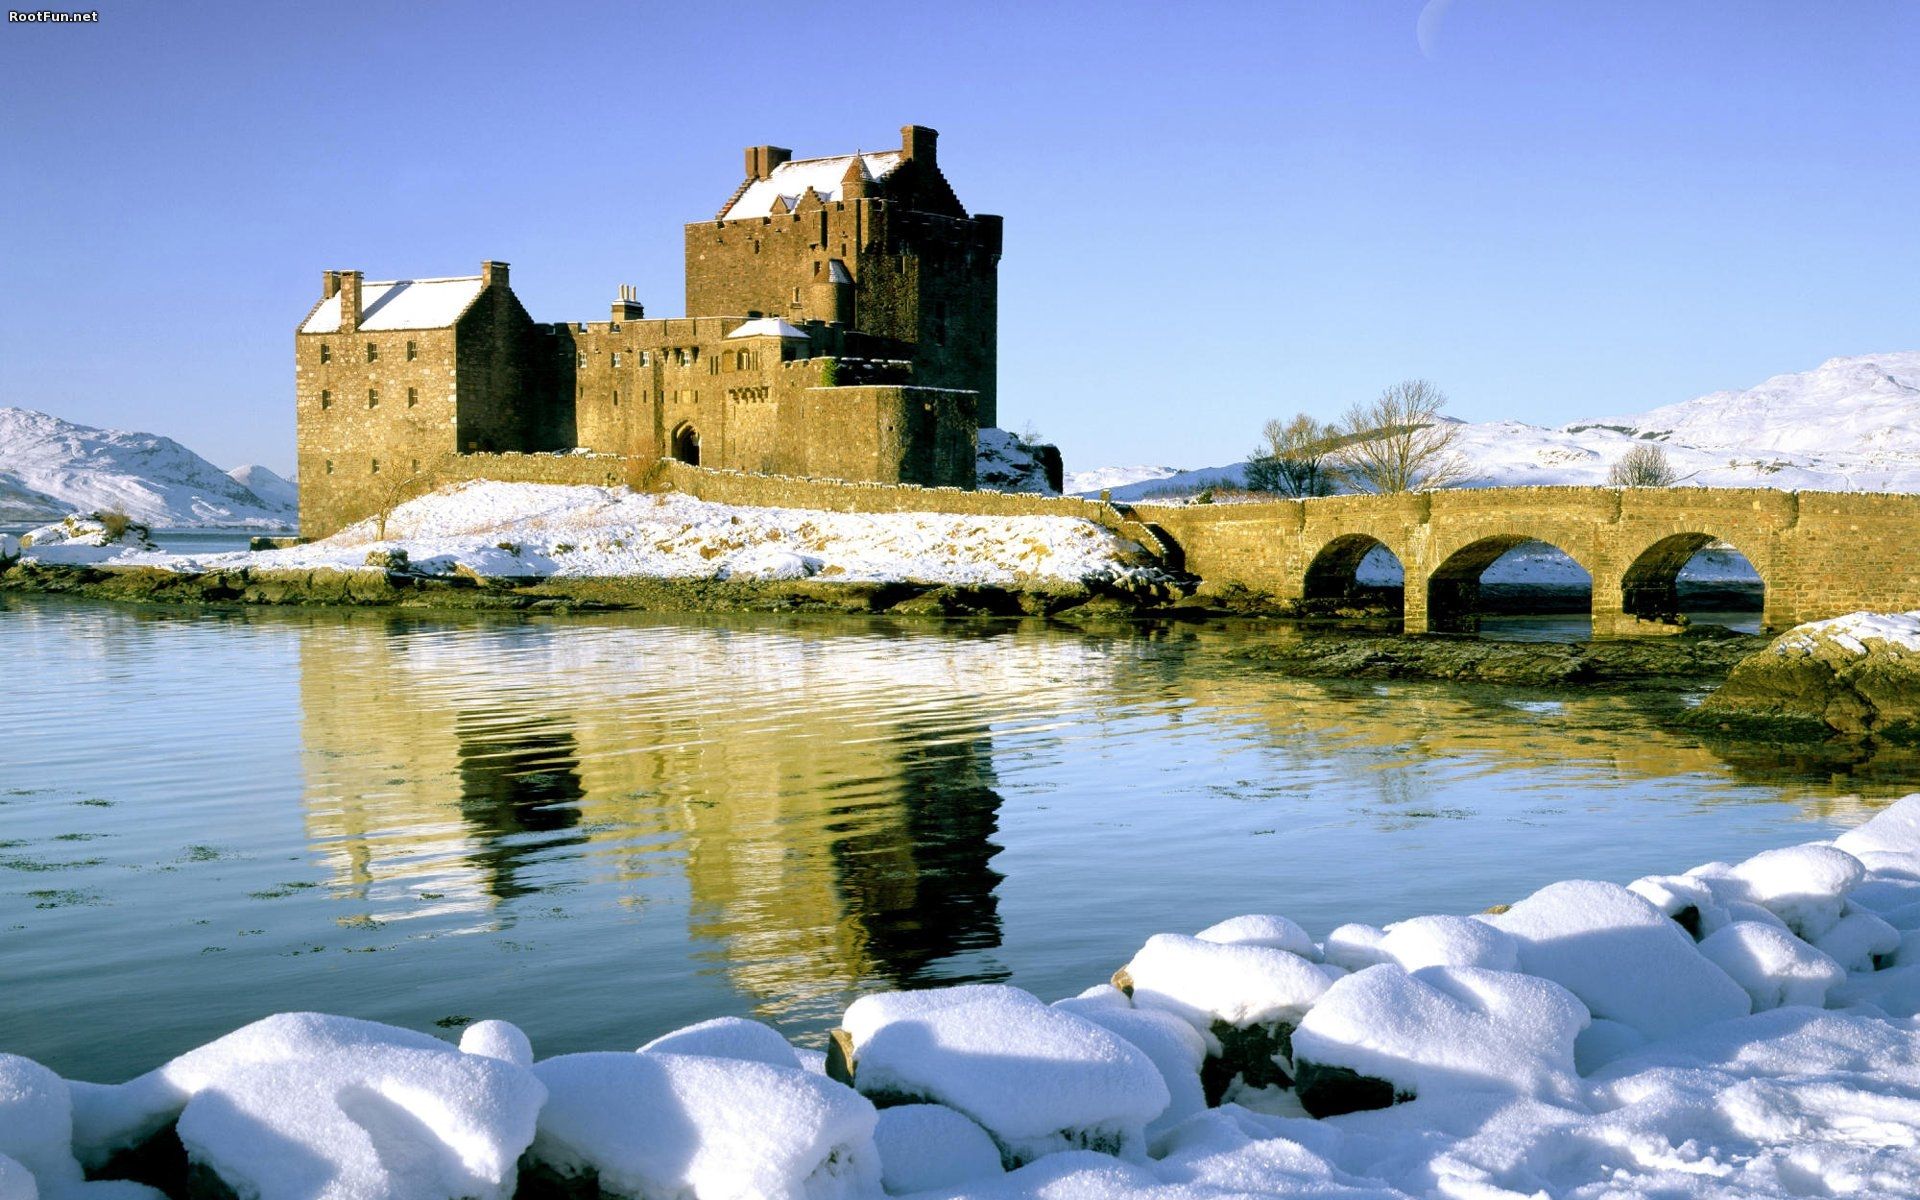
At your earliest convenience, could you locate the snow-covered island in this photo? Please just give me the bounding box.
[11,794,1920,1198]
[4,482,1175,616]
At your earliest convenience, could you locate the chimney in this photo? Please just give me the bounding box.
[482,260,509,288]
[745,144,792,180]
[611,283,645,321]
[338,270,363,333]
[322,270,341,299]
[901,125,937,165]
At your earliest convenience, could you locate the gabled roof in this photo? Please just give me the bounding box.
[721,152,904,221]
[726,318,811,340]
[299,276,486,334]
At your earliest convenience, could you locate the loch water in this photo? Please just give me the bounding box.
[2,592,1914,1083]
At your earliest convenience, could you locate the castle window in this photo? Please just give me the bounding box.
[577,351,587,369]
[640,350,650,366]
[411,458,420,473]
[406,386,417,408]
[689,347,699,363]
[370,458,380,475]
[324,460,333,475]
[792,287,801,303]
[611,351,622,368]
[320,390,331,410]
[319,343,331,364]
[367,388,378,408]
[405,340,417,361]
[612,390,619,407]
[366,343,378,363]
[736,350,751,370]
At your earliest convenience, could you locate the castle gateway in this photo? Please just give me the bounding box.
[295,125,1001,537]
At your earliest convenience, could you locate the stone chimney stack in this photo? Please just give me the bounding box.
[900,125,937,165]
[322,270,342,300]
[745,144,792,180]
[482,260,510,288]
[611,283,645,321]
[338,270,362,333]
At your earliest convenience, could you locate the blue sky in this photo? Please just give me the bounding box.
[3,1,1917,476]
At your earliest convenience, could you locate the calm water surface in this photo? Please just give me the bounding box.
[3,594,1914,1082]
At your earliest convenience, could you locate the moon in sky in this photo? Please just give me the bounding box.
[1417,0,1454,58]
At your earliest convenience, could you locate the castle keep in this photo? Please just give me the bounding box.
[295,125,1001,537]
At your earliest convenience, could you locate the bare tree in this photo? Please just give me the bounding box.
[1244,413,1340,497]
[1333,379,1465,493]
[371,453,453,540]
[1608,442,1678,487]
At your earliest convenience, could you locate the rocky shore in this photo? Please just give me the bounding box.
[0,558,1182,622]
[1230,626,1763,687]
[1691,611,1920,741]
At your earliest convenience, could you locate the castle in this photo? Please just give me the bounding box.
[295,125,1006,538]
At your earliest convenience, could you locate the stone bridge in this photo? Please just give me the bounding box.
[1139,487,1920,635]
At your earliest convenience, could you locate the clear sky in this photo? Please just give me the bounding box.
[3,1,1917,477]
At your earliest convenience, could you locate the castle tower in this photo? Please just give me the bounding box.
[686,124,1002,426]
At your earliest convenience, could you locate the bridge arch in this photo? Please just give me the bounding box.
[1621,532,1765,631]
[1426,535,1594,636]
[1303,533,1405,613]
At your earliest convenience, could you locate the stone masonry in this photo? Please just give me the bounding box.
[295,125,997,538]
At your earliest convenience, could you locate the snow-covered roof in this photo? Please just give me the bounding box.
[722,153,903,221]
[726,318,811,340]
[299,276,486,334]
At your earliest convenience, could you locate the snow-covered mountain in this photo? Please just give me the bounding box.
[1077,352,1920,501]
[0,408,297,529]
[228,463,298,510]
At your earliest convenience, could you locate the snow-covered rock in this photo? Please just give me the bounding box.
[1703,610,1920,736]
[638,1016,803,1069]
[1122,934,1332,1033]
[975,428,1058,495]
[1051,988,1208,1139]
[1488,880,1751,1040]
[1376,914,1520,972]
[531,1051,879,1200]
[1193,914,1319,960]
[67,1012,543,1196]
[871,1105,1002,1195]
[1292,964,1589,1106]
[842,985,1168,1165]
[0,408,296,529]
[1697,921,1848,1010]
[1723,843,1866,941]
[0,1055,82,1198]
[458,1020,533,1068]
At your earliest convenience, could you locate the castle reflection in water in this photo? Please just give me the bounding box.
[293,615,1126,1019]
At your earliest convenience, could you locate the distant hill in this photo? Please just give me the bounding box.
[1075,352,1920,500]
[228,463,298,510]
[0,407,297,529]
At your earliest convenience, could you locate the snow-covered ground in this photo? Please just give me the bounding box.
[0,408,296,529]
[15,481,1162,589]
[1079,352,1920,501]
[12,793,1920,1198]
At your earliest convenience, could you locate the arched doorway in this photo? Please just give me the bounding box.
[1622,534,1764,633]
[1302,534,1404,618]
[1428,537,1592,640]
[671,424,700,466]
